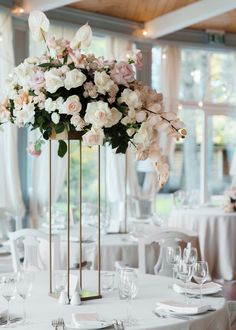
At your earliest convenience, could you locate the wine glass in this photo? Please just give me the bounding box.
[183,247,198,265]
[118,268,138,326]
[166,246,182,278]
[17,271,34,324]
[0,273,17,327]
[192,261,208,305]
[177,260,193,303]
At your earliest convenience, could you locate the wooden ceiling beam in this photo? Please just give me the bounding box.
[23,0,79,12]
[145,0,236,39]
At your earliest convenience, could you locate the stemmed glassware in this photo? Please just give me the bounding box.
[166,246,182,278]
[0,273,17,327]
[192,261,208,305]
[118,268,138,326]
[177,260,193,303]
[183,247,198,265]
[17,271,34,324]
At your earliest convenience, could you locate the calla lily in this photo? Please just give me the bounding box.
[70,23,92,50]
[28,10,50,42]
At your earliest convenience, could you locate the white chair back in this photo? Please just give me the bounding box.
[8,229,61,272]
[138,227,198,276]
[0,207,11,240]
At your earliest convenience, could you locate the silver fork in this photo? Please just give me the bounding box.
[52,319,59,329]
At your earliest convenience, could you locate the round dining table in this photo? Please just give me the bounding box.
[168,206,236,281]
[4,270,231,330]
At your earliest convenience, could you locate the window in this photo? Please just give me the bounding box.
[152,45,236,211]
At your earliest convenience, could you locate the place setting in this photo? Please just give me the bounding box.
[153,244,223,323]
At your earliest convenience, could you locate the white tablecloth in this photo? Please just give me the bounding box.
[5,271,231,330]
[169,207,236,280]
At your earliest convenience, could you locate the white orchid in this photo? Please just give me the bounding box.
[28,10,50,42]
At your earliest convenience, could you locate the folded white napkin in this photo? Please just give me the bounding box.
[156,300,211,315]
[173,281,222,295]
[71,313,112,329]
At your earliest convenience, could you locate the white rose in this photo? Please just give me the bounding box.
[14,63,34,88]
[64,69,86,90]
[82,127,104,146]
[45,98,56,113]
[51,112,60,124]
[133,122,153,147]
[119,89,142,109]
[62,95,82,115]
[84,101,114,127]
[70,23,92,49]
[106,107,122,127]
[44,68,64,94]
[28,10,50,42]
[94,71,114,95]
[14,103,35,127]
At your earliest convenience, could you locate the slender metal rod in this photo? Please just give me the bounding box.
[79,140,83,290]
[98,146,101,296]
[67,140,71,301]
[104,145,107,232]
[49,140,52,294]
[124,151,128,233]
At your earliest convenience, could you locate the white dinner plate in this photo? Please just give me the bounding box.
[66,321,113,330]
[173,282,222,296]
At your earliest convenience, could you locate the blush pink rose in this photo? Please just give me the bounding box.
[29,70,45,91]
[82,127,104,146]
[110,61,134,86]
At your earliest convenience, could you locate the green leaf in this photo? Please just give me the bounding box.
[55,122,65,134]
[58,140,67,158]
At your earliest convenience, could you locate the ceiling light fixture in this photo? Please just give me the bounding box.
[142,30,148,37]
[11,0,24,15]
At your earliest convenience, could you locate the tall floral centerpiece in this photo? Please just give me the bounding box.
[0,11,186,187]
[0,10,186,300]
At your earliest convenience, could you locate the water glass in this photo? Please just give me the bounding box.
[54,271,67,295]
[17,271,34,324]
[177,260,193,303]
[192,261,208,304]
[166,246,182,278]
[102,272,115,292]
[118,268,138,326]
[0,273,17,327]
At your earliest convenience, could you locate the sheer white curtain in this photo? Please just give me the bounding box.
[29,23,77,227]
[160,45,181,159]
[105,37,158,228]
[0,10,25,226]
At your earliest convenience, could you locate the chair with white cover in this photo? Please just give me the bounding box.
[138,227,198,276]
[8,229,61,272]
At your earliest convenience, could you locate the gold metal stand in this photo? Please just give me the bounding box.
[49,134,102,302]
